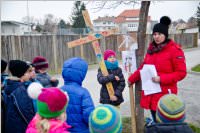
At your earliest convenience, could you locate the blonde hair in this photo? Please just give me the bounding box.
[36,117,50,133]
[36,112,67,133]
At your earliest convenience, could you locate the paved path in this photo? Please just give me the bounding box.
[57,46,200,126]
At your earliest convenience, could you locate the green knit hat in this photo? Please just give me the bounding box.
[37,100,67,118]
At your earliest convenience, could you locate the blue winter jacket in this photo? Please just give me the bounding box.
[4,79,35,133]
[61,57,95,133]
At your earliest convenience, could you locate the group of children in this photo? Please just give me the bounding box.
[1,56,59,133]
[1,49,193,133]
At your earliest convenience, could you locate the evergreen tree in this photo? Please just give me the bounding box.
[58,19,67,29]
[35,24,42,32]
[197,2,200,31]
[70,1,86,28]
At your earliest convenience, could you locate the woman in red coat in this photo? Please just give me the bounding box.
[128,16,187,122]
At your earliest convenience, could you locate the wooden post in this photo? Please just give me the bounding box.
[11,36,16,59]
[129,80,137,133]
[52,35,58,73]
[67,10,119,97]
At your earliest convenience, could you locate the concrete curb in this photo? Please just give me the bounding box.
[187,70,200,75]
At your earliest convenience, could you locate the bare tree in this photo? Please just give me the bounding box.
[136,2,150,133]
[43,14,58,33]
[187,17,197,27]
[88,1,140,13]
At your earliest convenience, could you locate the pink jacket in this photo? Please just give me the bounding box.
[26,114,71,133]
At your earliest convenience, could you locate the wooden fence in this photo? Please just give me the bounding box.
[1,33,198,73]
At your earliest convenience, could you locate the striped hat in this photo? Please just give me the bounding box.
[156,94,185,123]
[89,104,122,133]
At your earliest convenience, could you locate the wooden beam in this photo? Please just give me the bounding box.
[67,29,118,48]
[92,41,114,96]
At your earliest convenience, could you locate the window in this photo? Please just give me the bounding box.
[128,23,138,27]
[126,17,139,21]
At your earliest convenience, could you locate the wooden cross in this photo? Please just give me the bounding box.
[67,10,118,97]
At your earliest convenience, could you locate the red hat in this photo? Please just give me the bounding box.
[32,56,49,71]
[103,50,116,60]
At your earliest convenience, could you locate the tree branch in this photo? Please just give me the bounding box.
[88,1,138,13]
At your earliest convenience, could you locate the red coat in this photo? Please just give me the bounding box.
[128,40,186,111]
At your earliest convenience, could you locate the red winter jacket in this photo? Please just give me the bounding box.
[128,40,187,111]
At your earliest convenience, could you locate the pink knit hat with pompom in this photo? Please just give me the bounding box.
[28,83,68,118]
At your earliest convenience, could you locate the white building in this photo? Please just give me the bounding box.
[184,27,199,33]
[93,16,116,32]
[1,21,32,35]
[114,9,152,33]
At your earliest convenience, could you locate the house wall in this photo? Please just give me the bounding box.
[184,27,199,33]
[1,24,31,35]
[118,21,152,33]
[93,21,116,32]
[1,25,20,35]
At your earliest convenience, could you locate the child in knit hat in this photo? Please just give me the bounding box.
[3,60,35,133]
[145,94,194,133]
[97,49,125,108]
[156,94,186,123]
[89,104,122,133]
[61,57,95,133]
[32,56,59,88]
[26,83,71,133]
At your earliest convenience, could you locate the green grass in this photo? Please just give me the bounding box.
[189,123,200,133]
[122,117,132,133]
[122,117,200,133]
[192,64,200,72]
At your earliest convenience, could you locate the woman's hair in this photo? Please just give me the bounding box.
[36,117,50,133]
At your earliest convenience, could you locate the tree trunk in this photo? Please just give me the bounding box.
[136,1,150,133]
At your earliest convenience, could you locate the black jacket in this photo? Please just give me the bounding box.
[97,67,125,106]
[145,122,194,133]
[4,79,35,133]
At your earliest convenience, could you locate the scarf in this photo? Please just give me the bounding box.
[105,60,119,70]
[147,39,170,54]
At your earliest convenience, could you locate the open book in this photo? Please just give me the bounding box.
[140,64,162,95]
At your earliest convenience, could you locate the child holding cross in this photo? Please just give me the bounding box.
[97,49,125,108]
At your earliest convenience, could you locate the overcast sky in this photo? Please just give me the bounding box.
[1,1,199,24]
